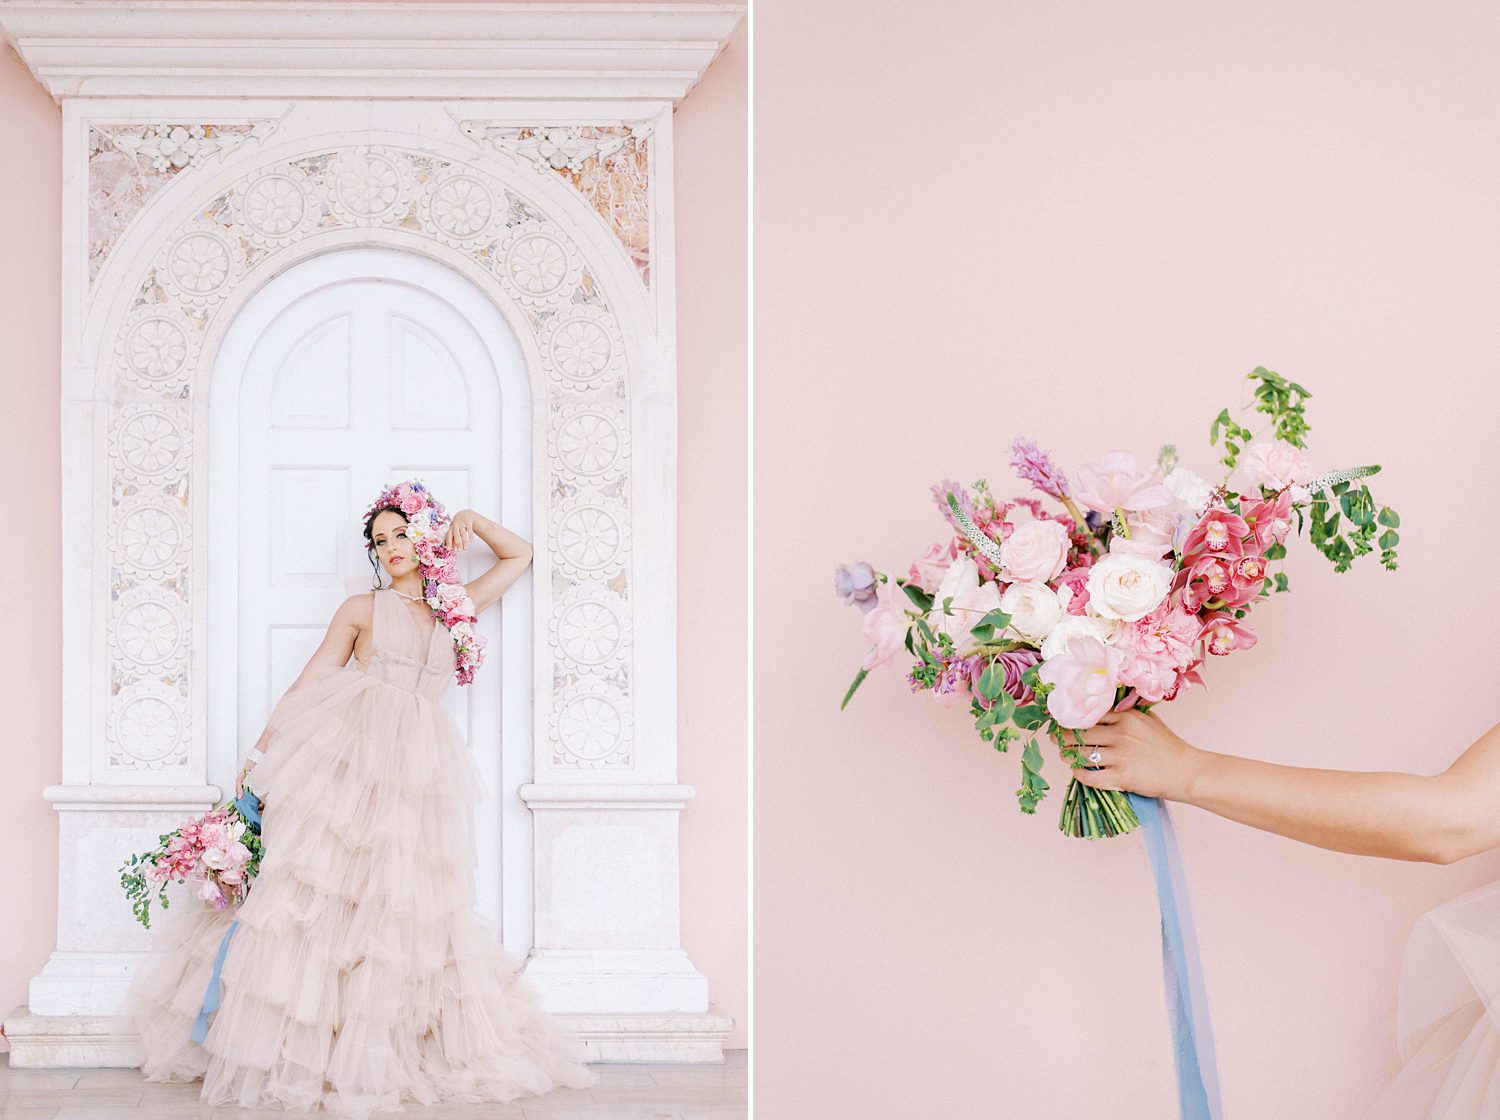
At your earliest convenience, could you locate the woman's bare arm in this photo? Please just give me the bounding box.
[448,510,533,615]
[1069,708,1500,865]
[234,595,365,794]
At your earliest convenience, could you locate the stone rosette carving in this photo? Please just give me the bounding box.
[114,304,199,393]
[549,401,629,485]
[550,583,631,676]
[101,140,639,773]
[549,678,632,768]
[540,305,624,393]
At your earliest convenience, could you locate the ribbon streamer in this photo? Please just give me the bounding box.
[1125,792,1225,1119]
[188,788,262,1043]
[190,918,240,1043]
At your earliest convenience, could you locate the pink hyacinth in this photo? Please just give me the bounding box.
[1010,438,1071,499]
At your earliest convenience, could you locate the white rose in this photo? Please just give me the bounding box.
[1040,613,1120,661]
[201,847,228,870]
[999,580,1071,645]
[998,518,1070,583]
[1164,467,1213,514]
[1084,552,1173,622]
[929,554,1004,652]
[1243,440,1315,492]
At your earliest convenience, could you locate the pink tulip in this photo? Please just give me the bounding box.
[1037,635,1123,729]
[861,579,911,671]
[1072,450,1174,516]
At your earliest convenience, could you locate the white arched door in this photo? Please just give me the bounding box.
[207,247,534,946]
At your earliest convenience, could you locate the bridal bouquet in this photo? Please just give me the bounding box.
[837,367,1400,838]
[120,786,265,928]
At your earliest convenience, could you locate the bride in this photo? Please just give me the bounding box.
[1068,706,1500,1118]
[117,478,597,1116]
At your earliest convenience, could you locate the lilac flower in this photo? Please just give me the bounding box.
[834,561,879,612]
[1010,438,1071,499]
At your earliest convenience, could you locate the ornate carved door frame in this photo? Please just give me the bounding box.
[0,0,743,1066]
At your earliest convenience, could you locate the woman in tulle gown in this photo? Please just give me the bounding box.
[116,480,597,1116]
[1066,706,1500,1118]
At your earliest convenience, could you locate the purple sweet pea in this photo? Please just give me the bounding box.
[834,561,880,612]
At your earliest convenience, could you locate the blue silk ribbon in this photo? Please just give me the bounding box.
[1125,792,1225,1119]
[190,919,239,1043]
[188,786,263,1044]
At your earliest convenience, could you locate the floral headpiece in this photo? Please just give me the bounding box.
[363,478,487,686]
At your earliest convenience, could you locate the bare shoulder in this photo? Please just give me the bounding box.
[335,592,376,629]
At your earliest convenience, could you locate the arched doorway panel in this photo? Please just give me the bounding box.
[206,246,532,947]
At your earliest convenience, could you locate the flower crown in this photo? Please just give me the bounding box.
[363,478,487,686]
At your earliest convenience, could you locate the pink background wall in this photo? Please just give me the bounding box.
[755,1,1497,1116]
[0,4,746,1052]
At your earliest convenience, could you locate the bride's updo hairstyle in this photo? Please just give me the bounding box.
[360,479,487,686]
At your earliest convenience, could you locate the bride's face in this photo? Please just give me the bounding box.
[371,509,416,576]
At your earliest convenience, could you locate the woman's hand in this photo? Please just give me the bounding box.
[443,509,478,552]
[234,762,253,799]
[1060,706,1206,801]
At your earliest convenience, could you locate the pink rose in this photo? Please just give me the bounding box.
[1037,635,1123,729]
[1243,440,1316,495]
[906,540,958,595]
[861,579,910,671]
[1073,450,1174,515]
[1055,565,1094,615]
[999,517,1071,583]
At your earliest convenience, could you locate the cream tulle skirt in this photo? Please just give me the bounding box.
[1367,878,1500,1118]
[115,663,596,1116]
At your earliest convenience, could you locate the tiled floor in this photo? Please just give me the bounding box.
[0,1051,747,1119]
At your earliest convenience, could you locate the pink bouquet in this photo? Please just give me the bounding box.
[120,789,265,928]
[838,368,1400,838]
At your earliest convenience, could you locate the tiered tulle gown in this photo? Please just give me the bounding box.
[1367,878,1500,1118]
[117,587,597,1116]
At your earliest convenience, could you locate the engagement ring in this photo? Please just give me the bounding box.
[1087,749,1102,764]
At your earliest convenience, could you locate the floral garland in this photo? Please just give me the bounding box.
[362,478,487,686]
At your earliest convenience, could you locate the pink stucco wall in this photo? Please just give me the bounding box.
[0,5,746,1052]
[754,0,1498,1116]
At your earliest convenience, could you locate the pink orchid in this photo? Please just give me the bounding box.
[1200,613,1258,656]
[1241,491,1294,551]
[1181,508,1250,558]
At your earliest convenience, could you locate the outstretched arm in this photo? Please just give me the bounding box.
[443,509,533,615]
[1066,708,1500,865]
[235,594,364,795]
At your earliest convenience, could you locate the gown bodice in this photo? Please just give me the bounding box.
[353,587,456,703]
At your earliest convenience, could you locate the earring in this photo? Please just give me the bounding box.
[370,565,384,590]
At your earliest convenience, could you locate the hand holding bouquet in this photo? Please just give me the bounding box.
[120,785,265,927]
[838,367,1399,838]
